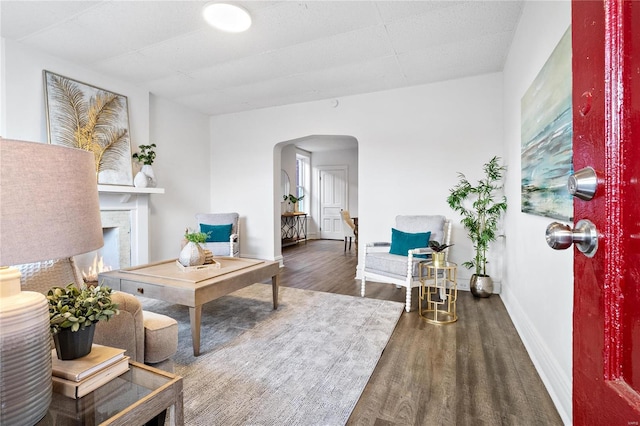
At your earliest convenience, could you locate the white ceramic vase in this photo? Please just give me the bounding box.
[141,165,157,188]
[133,165,157,188]
[179,242,206,267]
[134,171,148,188]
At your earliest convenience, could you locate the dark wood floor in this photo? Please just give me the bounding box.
[279,240,563,426]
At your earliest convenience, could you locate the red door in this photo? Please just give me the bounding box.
[572,0,640,423]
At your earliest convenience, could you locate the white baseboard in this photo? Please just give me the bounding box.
[501,286,572,425]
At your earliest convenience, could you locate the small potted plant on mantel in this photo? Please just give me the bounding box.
[47,283,119,360]
[132,143,157,188]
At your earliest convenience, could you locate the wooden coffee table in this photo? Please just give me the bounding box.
[99,258,280,356]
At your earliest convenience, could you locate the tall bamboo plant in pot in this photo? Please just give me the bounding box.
[447,156,507,297]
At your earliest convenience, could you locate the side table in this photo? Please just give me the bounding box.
[418,261,458,324]
[38,361,183,426]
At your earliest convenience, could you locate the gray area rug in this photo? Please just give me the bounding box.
[140,284,404,425]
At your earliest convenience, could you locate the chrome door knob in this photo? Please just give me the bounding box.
[568,167,598,200]
[546,219,598,257]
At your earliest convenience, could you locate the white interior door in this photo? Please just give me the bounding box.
[319,166,347,240]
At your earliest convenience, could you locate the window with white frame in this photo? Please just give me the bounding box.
[296,152,310,212]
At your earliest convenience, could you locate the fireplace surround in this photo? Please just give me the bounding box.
[75,185,164,275]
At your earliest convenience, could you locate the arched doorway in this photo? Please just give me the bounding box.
[274,135,358,263]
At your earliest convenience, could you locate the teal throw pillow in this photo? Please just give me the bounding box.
[200,223,233,243]
[389,228,431,258]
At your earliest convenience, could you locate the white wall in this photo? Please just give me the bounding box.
[1,39,210,265]
[1,38,6,136]
[502,1,573,423]
[148,95,211,261]
[2,39,149,146]
[210,72,504,283]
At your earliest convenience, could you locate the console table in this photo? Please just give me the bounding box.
[281,212,307,246]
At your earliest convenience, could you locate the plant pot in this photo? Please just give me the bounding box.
[134,170,149,187]
[432,252,445,267]
[470,274,493,298]
[141,165,157,188]
[53,324,96,360]
[179,241,206,267]
[134,165,157,188]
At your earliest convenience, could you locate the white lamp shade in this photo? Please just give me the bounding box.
[0,138,104,265]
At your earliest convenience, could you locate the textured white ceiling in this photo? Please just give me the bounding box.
[1,1,524,116]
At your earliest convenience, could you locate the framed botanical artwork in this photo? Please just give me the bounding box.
[521,27,573,222]
[43,70,133,186]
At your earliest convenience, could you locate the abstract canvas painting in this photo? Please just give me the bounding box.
[521,27,573,221]
[44,71,133,186]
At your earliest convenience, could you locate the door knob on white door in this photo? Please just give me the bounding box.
[545,219,599,257]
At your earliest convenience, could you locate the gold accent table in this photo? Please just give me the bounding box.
[38,361,183,426]
[418,261,458,324]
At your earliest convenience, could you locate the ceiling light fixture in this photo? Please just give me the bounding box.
[203,2,252,33]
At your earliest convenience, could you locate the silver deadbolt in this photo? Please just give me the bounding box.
[545,219,598,257]
[568,167,598,200]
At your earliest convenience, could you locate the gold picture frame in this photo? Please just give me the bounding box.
[43,70,133,186]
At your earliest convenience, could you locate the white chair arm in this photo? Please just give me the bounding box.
[408,247,433,256]
[365,242,391,254]
[366,241,390,247]
[229,233,239,242]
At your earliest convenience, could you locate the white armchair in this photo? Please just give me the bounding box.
[361,215,452,312]
[196,212,240,257]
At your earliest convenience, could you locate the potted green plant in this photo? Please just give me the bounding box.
[47,283,119,360]
[132,143,157,188]
[446,156,507,297]
[179,229,209,267]
[132,143,156,165]
[287,194,305,212]
[428,241,454,266]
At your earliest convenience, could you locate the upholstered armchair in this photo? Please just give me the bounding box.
[17,258,178,365]
[361,215,452,312]
[196,212,240,257]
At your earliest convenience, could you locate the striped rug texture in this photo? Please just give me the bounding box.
[141,283,404,425]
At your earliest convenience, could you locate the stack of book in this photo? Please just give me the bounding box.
[51,344,129,399]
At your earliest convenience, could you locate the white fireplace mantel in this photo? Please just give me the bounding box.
[98,185,165,203]
[97,185,164,266]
